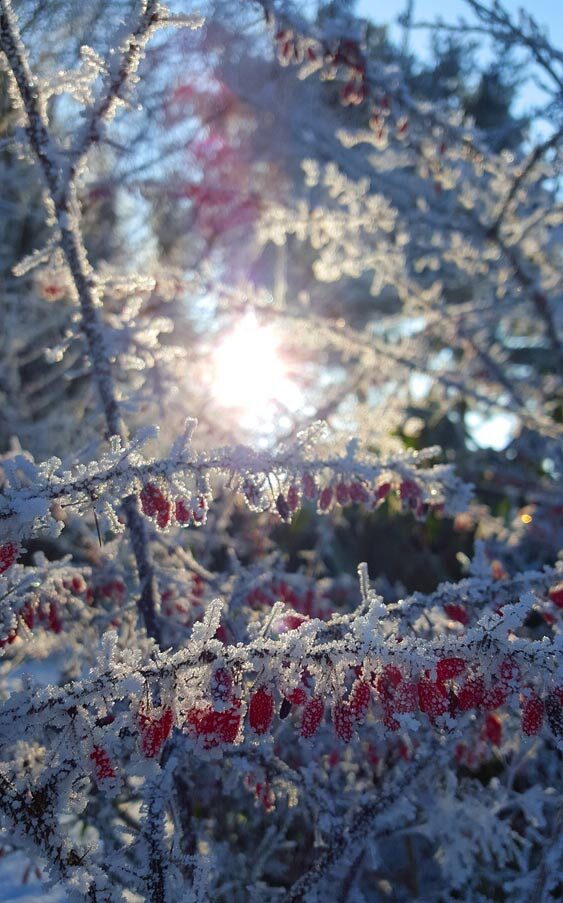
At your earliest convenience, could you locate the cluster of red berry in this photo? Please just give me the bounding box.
[0,575,89,649]
[87,656,562,789]
[140,483,208,530]
[270,472,442,523]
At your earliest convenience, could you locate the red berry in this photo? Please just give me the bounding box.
[300,696,324,738]
[280,613,308,631]
[248,688,274,735]
[301,473,317,500]
[140,483,171,529]
[375,482,391,501]
[333,701,353,742]
[482,713,502,746]
[47,602,62,634]
[521,695,544,736]
[499,658,520,686]
[444,604,469,625]
[436,658,466,683]
[90,746,116,781]
[545,691,563,737]
[71,575,87,594]
[287,484,300,511]
[318,486,333,512]
[417,679,448,718]
[287,686,307,706]
[185,704,242,748]
[349,481,369,503]
[349,680,371,721]
[138,706,174,757]
[175,498,192,525]
[210,668,233,703]
[548,583,563,608]
[382,705,400,731]
[20,602,35,630]
[393,681,418,713]
[399,480,421,505]
[335,482,350,505]
[0,543,18,575]
[482,684,507,710]
[254,781,275,811]
[374,665,403,698]
[191,495,208,526]
[456,678,485,711]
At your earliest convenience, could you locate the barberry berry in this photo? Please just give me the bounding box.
[436,658,466,683]
[521,695,544,736]
[185,703,242,748]
[0,543,18,575]
[174,498,192,525]
[318,486,333,512]
[349,481,369,503]
[456,678,485,711]
[140,483,171,529]
[545,690,563,737]
[548,583,563,608]
[287,484,300,511]
[482,713,502,746]
[90,746,116,781]
[349,679,371,721]
[138,706,174,757]
[333,701,353,742]
[444,604,469,625]
[417,679,448,718]
[301,473,317,500]
[300,696,324,738]
[248,688,274,735]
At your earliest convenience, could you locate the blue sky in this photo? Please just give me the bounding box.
[357,0,562,118]
[357,0,562,49]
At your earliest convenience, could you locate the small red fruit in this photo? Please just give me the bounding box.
[90,746,116,781]
[248,688,274,735]
[444,604,469,625]
[521,695,544,736]
[300,696,324,738]
[349,680,371,721]
[0,543,18,575]
[548,583,563,608]
[417,679,448,718]
[138,706,174,758]
[482,713,502,746]
[436,658,466,683]
[333,701,353,742]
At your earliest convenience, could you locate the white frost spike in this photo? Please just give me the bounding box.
[190,598,224,647]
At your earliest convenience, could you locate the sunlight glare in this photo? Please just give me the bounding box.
[212,313,302,432]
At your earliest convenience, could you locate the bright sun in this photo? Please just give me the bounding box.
[212,313,303,432]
